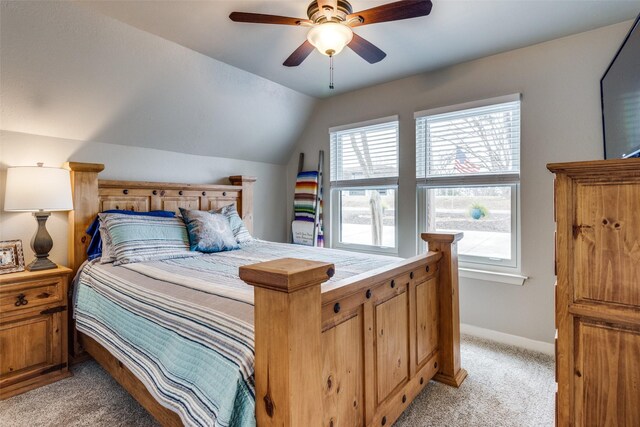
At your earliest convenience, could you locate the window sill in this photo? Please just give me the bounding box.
[331,244,399,258]
[459,267,527,286]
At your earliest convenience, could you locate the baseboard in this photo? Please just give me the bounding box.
[461,323,554,356]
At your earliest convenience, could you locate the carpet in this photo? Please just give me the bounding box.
[0,335,555,426]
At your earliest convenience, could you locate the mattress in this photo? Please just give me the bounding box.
[74,240,399,427]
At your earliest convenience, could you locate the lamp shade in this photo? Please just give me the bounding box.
[307,22,353,56]
[4,166,73,212]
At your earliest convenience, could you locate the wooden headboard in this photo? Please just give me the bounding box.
[64,162,256,275]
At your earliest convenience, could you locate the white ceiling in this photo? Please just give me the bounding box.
[80,0,640,98]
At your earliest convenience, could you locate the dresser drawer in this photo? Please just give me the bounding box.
[0,277,64,314]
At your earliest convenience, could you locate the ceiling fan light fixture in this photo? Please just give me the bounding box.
[307,22,353,56]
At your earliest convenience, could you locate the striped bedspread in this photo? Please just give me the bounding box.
[74,240,398,427]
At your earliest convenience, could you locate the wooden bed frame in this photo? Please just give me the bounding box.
[65,162,467,427]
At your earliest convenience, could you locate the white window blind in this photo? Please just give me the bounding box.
[330,119,399,187]
[416,97,520,185]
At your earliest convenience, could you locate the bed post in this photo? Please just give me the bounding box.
[239,258,334,427]
[422,232,468,387]
[229,175,256,235]
[64,162,105,276]
[64,162,104,360]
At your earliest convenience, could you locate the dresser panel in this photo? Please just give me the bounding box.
[574,320,640,427]
[573,181,640,307]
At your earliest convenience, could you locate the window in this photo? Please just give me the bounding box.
[330,116,399,254]
[416,95,521,269]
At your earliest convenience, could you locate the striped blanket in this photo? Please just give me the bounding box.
[293,171,319,222]
[74,240,398,427]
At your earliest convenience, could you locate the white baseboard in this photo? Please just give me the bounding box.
[461,323,554,356]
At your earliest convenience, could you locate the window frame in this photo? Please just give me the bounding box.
[415,94,522,271]
[331,185,399,255]
[329,116,400,255]
[417,183,520,270]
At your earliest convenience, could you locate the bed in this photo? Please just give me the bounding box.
[66,162,467,427]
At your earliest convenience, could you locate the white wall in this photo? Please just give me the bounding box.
[0,130,288,267]
[287,21,633,344]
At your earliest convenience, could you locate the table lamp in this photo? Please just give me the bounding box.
[4,163,73,271]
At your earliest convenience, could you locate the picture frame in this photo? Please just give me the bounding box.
[0,240,26,274]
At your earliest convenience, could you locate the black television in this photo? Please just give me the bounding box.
[601,12,640,159]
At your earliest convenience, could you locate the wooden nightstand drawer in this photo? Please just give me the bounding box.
[0,266,72,399]
[0,277,64,315]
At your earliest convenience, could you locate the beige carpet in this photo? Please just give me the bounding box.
[0,335,555,426]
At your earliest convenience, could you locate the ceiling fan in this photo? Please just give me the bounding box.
[229,0,433,67]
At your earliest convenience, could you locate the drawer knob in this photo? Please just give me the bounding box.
[15,293,28,307]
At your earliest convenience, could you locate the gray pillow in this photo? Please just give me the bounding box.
[216,204,253,243]
[180,208,240,253]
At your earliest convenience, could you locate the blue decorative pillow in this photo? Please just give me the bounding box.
[180,208,240,253]
[216,204,253,243]
[99,213,193,265]
[86,210,175,261]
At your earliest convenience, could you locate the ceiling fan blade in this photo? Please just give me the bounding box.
[229,12,311,26]
[283,41,315,67]
[348,33,386,64]
[347,0,432,27]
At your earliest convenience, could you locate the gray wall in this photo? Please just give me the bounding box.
[0,0,303,266]
[287,21,632,344]
[0,130,288,267]
[0,0,314,164]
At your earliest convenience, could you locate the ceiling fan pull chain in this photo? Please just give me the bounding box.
[329,54,334,90]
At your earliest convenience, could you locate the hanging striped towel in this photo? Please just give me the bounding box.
[294,171,319,222]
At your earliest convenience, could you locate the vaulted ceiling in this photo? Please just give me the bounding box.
[2,1,638,165]
[80,0,640,97]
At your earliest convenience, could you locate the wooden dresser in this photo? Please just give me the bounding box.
[548,159,640,426]
[0,266,72,399]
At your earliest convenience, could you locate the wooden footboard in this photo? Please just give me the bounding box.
[240,232,466,427]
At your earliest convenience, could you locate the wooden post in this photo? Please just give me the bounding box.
[239,258,334,427]
[229,175,256,235]
[421,232,468,387]
[63,162,104,361]
[64,162,105,276]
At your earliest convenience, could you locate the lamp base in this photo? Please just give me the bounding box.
[28,211,57,271]
[27,257,57,271]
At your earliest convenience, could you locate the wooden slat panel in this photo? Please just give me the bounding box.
[574,321,640,426]
[375,292,408,404]
[100,196,150,212]
[322,314,364,427]
[415,278,438,366]
[203,197,239,211]
[158,196,200,213]
[574,182,640,306]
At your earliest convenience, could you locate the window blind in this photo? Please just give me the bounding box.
[416,99,520,184]
[330,120,399,187]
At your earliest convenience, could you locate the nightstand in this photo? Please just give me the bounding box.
[0,265,73,399]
